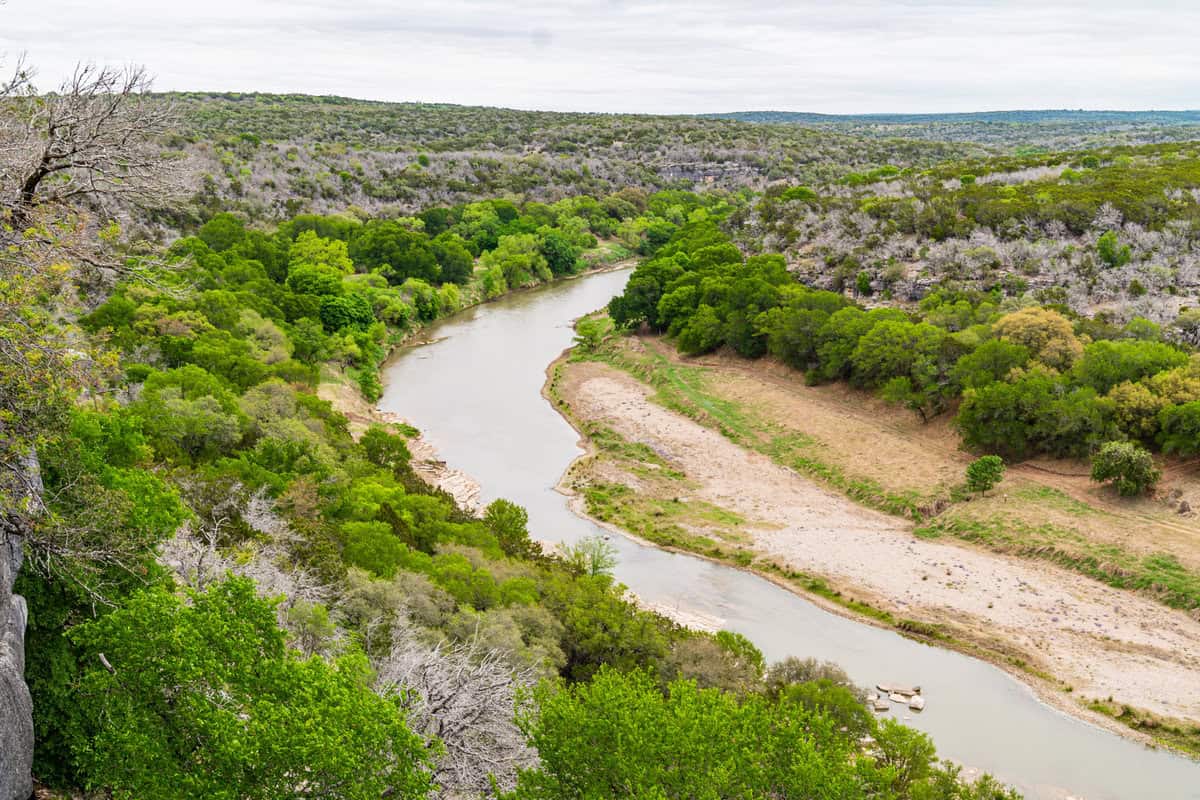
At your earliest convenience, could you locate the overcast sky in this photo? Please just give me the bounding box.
[3,1,1198,114]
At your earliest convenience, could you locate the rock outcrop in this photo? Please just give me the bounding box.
[0,455,38,800]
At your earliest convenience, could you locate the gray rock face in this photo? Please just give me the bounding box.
[1,527,33,800]
[0,455,37,800]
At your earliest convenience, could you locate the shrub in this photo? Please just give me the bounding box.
[1090,441,1160,497]
[1097,230,1132,268]
[966,455,1005,494]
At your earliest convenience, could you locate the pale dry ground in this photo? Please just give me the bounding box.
[318,376,482,512]
[672,342,1200,575]
[681,345,1200,575]
[559,359,1200,723]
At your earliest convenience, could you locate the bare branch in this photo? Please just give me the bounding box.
[374,625,537,796]
[1,63,183,223]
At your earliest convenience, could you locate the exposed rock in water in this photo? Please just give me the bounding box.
[0,453,38,800]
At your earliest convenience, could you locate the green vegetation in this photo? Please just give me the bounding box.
[610,217,1200,464]
[506,667,1020,800]
[22,55,1200,796]
[1085,697,1200,757]
[2,96,1020,799]
[1090,441,1161,496]
[65,578,434,800]
[966,456,1006,495]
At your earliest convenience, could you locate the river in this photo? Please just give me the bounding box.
[379,266,1200,800]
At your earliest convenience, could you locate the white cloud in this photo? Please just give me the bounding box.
[5,0,1198,113]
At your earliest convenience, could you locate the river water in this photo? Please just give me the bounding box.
[379,267,1200,800]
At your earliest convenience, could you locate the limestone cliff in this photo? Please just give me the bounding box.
[0,455,37,800]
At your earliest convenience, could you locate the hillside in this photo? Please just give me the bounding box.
[705,109,1200,149]
[156,92,978,226]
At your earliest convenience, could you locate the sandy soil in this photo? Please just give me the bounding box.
[318,376,482,512]
[558,359,1200,724]
[663,339,1200,574]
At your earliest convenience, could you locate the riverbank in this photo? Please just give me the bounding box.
[317,258,637,509]
[317,373,483,511]
[546,331,1200,756]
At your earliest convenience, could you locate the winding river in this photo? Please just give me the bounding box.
[380,267,1200,800]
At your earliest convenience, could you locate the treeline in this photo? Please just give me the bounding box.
[611,220,1200,471]
[121,190,718,400]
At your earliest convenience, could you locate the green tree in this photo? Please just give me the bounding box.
[874,719,937,794]
[1072,340,1186,395]
[1158,401,1200,455]
[507,667,865,800]
[319,292,375,332]
[965,455,1005,494]
[541,573,668,681]
[951,339,1030,390]
[1096,230,1132,268]
[360,425,413,474]
[286,261,345,296]
[538,228,582,277]
[350,221,440,284]
[484,498,541,559]
[430,232,475,284]
[855,270,873,296]
[288,229,355,274]
[561,534,617,577]
[479,234,551,288]
[816,307,907,382]
[1090,441,1160,497]
[198,212,247,252]
[67,578,433,799]
[676,304,726,355]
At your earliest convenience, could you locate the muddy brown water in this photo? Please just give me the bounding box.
[380,267,1200,800]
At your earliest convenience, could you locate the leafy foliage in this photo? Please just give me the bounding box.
[1090,441,1161,497]
[68,578,434,800]
[966,455,1006,494]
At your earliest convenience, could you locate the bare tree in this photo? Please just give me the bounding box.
[374,626,537,796]
[1,63,181,222]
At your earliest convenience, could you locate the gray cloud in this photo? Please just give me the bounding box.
[5,0,1199,113]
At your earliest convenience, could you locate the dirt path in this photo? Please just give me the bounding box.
[559,359,1200,725]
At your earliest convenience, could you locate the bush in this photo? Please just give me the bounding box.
[1090,441,1160,497]
[1097,230,1132,268]
[966,455,1005,494]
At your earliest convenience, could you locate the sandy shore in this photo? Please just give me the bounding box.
[556,358,1200,729]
